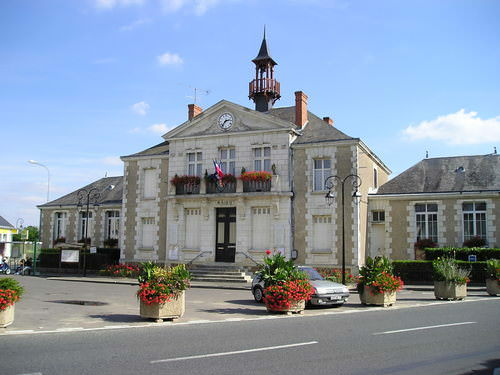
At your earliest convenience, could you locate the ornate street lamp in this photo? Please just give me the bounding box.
[77,188,100,277]
[324,174,362,284]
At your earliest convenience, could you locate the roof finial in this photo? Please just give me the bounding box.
[494,146,497,155]
[263,25,266,40]
[426,150,429,159]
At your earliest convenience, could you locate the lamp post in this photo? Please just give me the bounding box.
[77,188,100,277]
[28,160,50,202]
[324,174,362,285]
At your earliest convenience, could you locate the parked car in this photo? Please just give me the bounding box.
[252,266,350,306]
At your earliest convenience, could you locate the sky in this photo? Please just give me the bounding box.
[1,0,499,227]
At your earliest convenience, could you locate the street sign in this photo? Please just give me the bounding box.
[90,247,97,254]
[468,254,477,262]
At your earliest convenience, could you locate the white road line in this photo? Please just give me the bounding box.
[150,341,319,364]
[17,373,43,375]
[373,321,477,335]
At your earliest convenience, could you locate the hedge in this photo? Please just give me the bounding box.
[37,248,120,270]
[424,247,500,261]
[393,260,487,283]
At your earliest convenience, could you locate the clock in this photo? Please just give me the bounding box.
[218,112,234,130]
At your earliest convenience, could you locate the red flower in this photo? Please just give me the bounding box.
[265,250,271,255]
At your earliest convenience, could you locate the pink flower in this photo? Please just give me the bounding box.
[265,250,271,255]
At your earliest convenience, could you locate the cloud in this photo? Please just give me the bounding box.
[148,123,168,134]
[403,109,500,145]
[95,0,145,9]
[102,156,123,166]
[161,0,223,15]
[119,18,151,31]
[131,101,150,115]
[157,52,183,66]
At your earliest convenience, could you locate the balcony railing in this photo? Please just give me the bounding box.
[243,180,271,193]
[175,183,200,195]
[249,78,280,97]
[206,181,236,194]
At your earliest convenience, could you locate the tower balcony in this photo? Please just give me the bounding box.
[249,78,281,99]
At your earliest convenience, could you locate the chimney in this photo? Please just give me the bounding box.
[323,117,334,126]
[188,104,202,121]
[295,91,308,127]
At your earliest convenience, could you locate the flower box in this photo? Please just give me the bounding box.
[171,175,200,195]
[243,180,271,192]
[139,291,185,322]
[485,278,499,296]
[0,304,15,328]
[434,281,467,300]
[359,285,397,307]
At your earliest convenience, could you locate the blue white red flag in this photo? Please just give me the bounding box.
[213,160,224,181]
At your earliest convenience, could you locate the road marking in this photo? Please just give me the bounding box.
[17,373,42,375]
[150,341,319,363]
[373,321,477,335]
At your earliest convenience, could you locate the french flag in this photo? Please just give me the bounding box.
[213,160,224,181]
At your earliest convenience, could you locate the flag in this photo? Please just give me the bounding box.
[213,160,224,184]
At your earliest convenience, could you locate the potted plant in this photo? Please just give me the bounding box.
[170,174,201,194]
[257,250,313,314]
[0,277,25,328]
[357,256,404,307]
[137,262,191,322]
[485,259,499,296]
[433,257,470,300]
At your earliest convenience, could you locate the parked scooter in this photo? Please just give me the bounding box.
[0,258,11,274]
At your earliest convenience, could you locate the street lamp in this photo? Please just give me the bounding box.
[28,160,50,202]
[77,188,100,277]
[324,174,362,284]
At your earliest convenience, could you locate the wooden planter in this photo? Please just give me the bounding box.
[0,304,15,328]
[359,285,397,307]
[265,299,306,315]
[139,292,185,322]
[486,278,499,296]
[434,281,467,300]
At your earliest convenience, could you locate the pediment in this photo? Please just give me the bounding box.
[163,100,295,140]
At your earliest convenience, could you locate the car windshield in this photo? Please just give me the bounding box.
[300,267,324,281]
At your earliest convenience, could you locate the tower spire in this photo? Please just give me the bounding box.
[249,29,280,112]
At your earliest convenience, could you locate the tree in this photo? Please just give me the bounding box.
[12,226,39,242]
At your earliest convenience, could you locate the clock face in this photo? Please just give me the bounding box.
[218,112,233,130]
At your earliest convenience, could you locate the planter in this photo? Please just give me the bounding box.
[139,292,185,322]
[434,281,467,300]
[0,304,15,328]
[486,278,500,296]
[265,299,306,315]
[359,285,397,307]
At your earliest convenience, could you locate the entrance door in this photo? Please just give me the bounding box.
[215,207,236,262]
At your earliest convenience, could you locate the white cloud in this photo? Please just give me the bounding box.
[160,0,224,15]
[161,0,186,12]
[119,18,151,31]
[148,123,168,134]
[102,156,123,166]
[157,52,183,66]
[131,101,150,115]
[403,109,500,145]
[95,0,145,9]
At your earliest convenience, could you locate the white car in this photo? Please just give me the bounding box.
[252,266,350,306]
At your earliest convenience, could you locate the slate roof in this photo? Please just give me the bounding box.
[38,176,123,208]
[375,154,500,195]
[267,106,355,144]
[252,34,277,66]
[122,141,169,159]
[0,215,15,229]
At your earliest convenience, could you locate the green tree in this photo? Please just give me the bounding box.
[12,226,39,241]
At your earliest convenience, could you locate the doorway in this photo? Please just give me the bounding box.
[215,208,236,262]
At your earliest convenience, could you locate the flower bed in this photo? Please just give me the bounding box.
[99,263,140,278]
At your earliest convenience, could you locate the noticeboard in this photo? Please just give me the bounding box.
[61,250,79,263]
[468,254,477,262]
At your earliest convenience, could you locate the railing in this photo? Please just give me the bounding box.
[249,78,280,97]
[241,252,260,267]
[206,181,236,194]
[243,180,271,192]
[175,183,200,195]
[186,251,211,267]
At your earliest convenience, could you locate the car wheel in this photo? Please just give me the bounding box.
[253,286,264,303]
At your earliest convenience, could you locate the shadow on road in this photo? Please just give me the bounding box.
[88,314,144,323]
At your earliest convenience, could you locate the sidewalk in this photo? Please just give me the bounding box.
[1,275,495,335]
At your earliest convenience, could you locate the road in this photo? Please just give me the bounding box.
[1,297,498,375]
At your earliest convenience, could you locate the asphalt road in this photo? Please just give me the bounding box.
[1,297,499,375]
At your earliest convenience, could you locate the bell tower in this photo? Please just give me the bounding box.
[249,29,281,112]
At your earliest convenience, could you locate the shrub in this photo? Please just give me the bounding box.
[433,257,470,284]
[357,256,404,295]
[100,263,140,278]
[486,259,499,280]
[463,236,487,248]
[0,278,24,311]
[414,238,437,249]
[137,263,191,305]
[256,251,306,288]
[424,248,500,261]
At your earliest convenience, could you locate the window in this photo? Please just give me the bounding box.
[143,169,156,199]
[463,202,486,241]
[105,211,120,240]
[187,152,202,176]
[313,216,332,251]
[252,207,271,250]
[373,168,378,189]
[54,212,67,240]
[253,147,271,172]
[415,203,438,242]
[141,217,155,248]
[79,211,93,240]
[185,209,201,249]
[372,211,385,223]
[220,148,236,175]
[313,159,331,191]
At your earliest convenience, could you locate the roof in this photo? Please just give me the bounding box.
[38,176,123,208]
[252,33,277,66]
[375,154,500,195]
[0,215,15,229]
[266,106,355,144]
[122,141,169,159]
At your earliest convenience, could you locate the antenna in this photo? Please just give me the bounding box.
[425,151,429,159]
[494,146,497,155]
[187,86,210,105]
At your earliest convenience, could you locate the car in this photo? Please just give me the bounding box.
[252,266,350,306]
